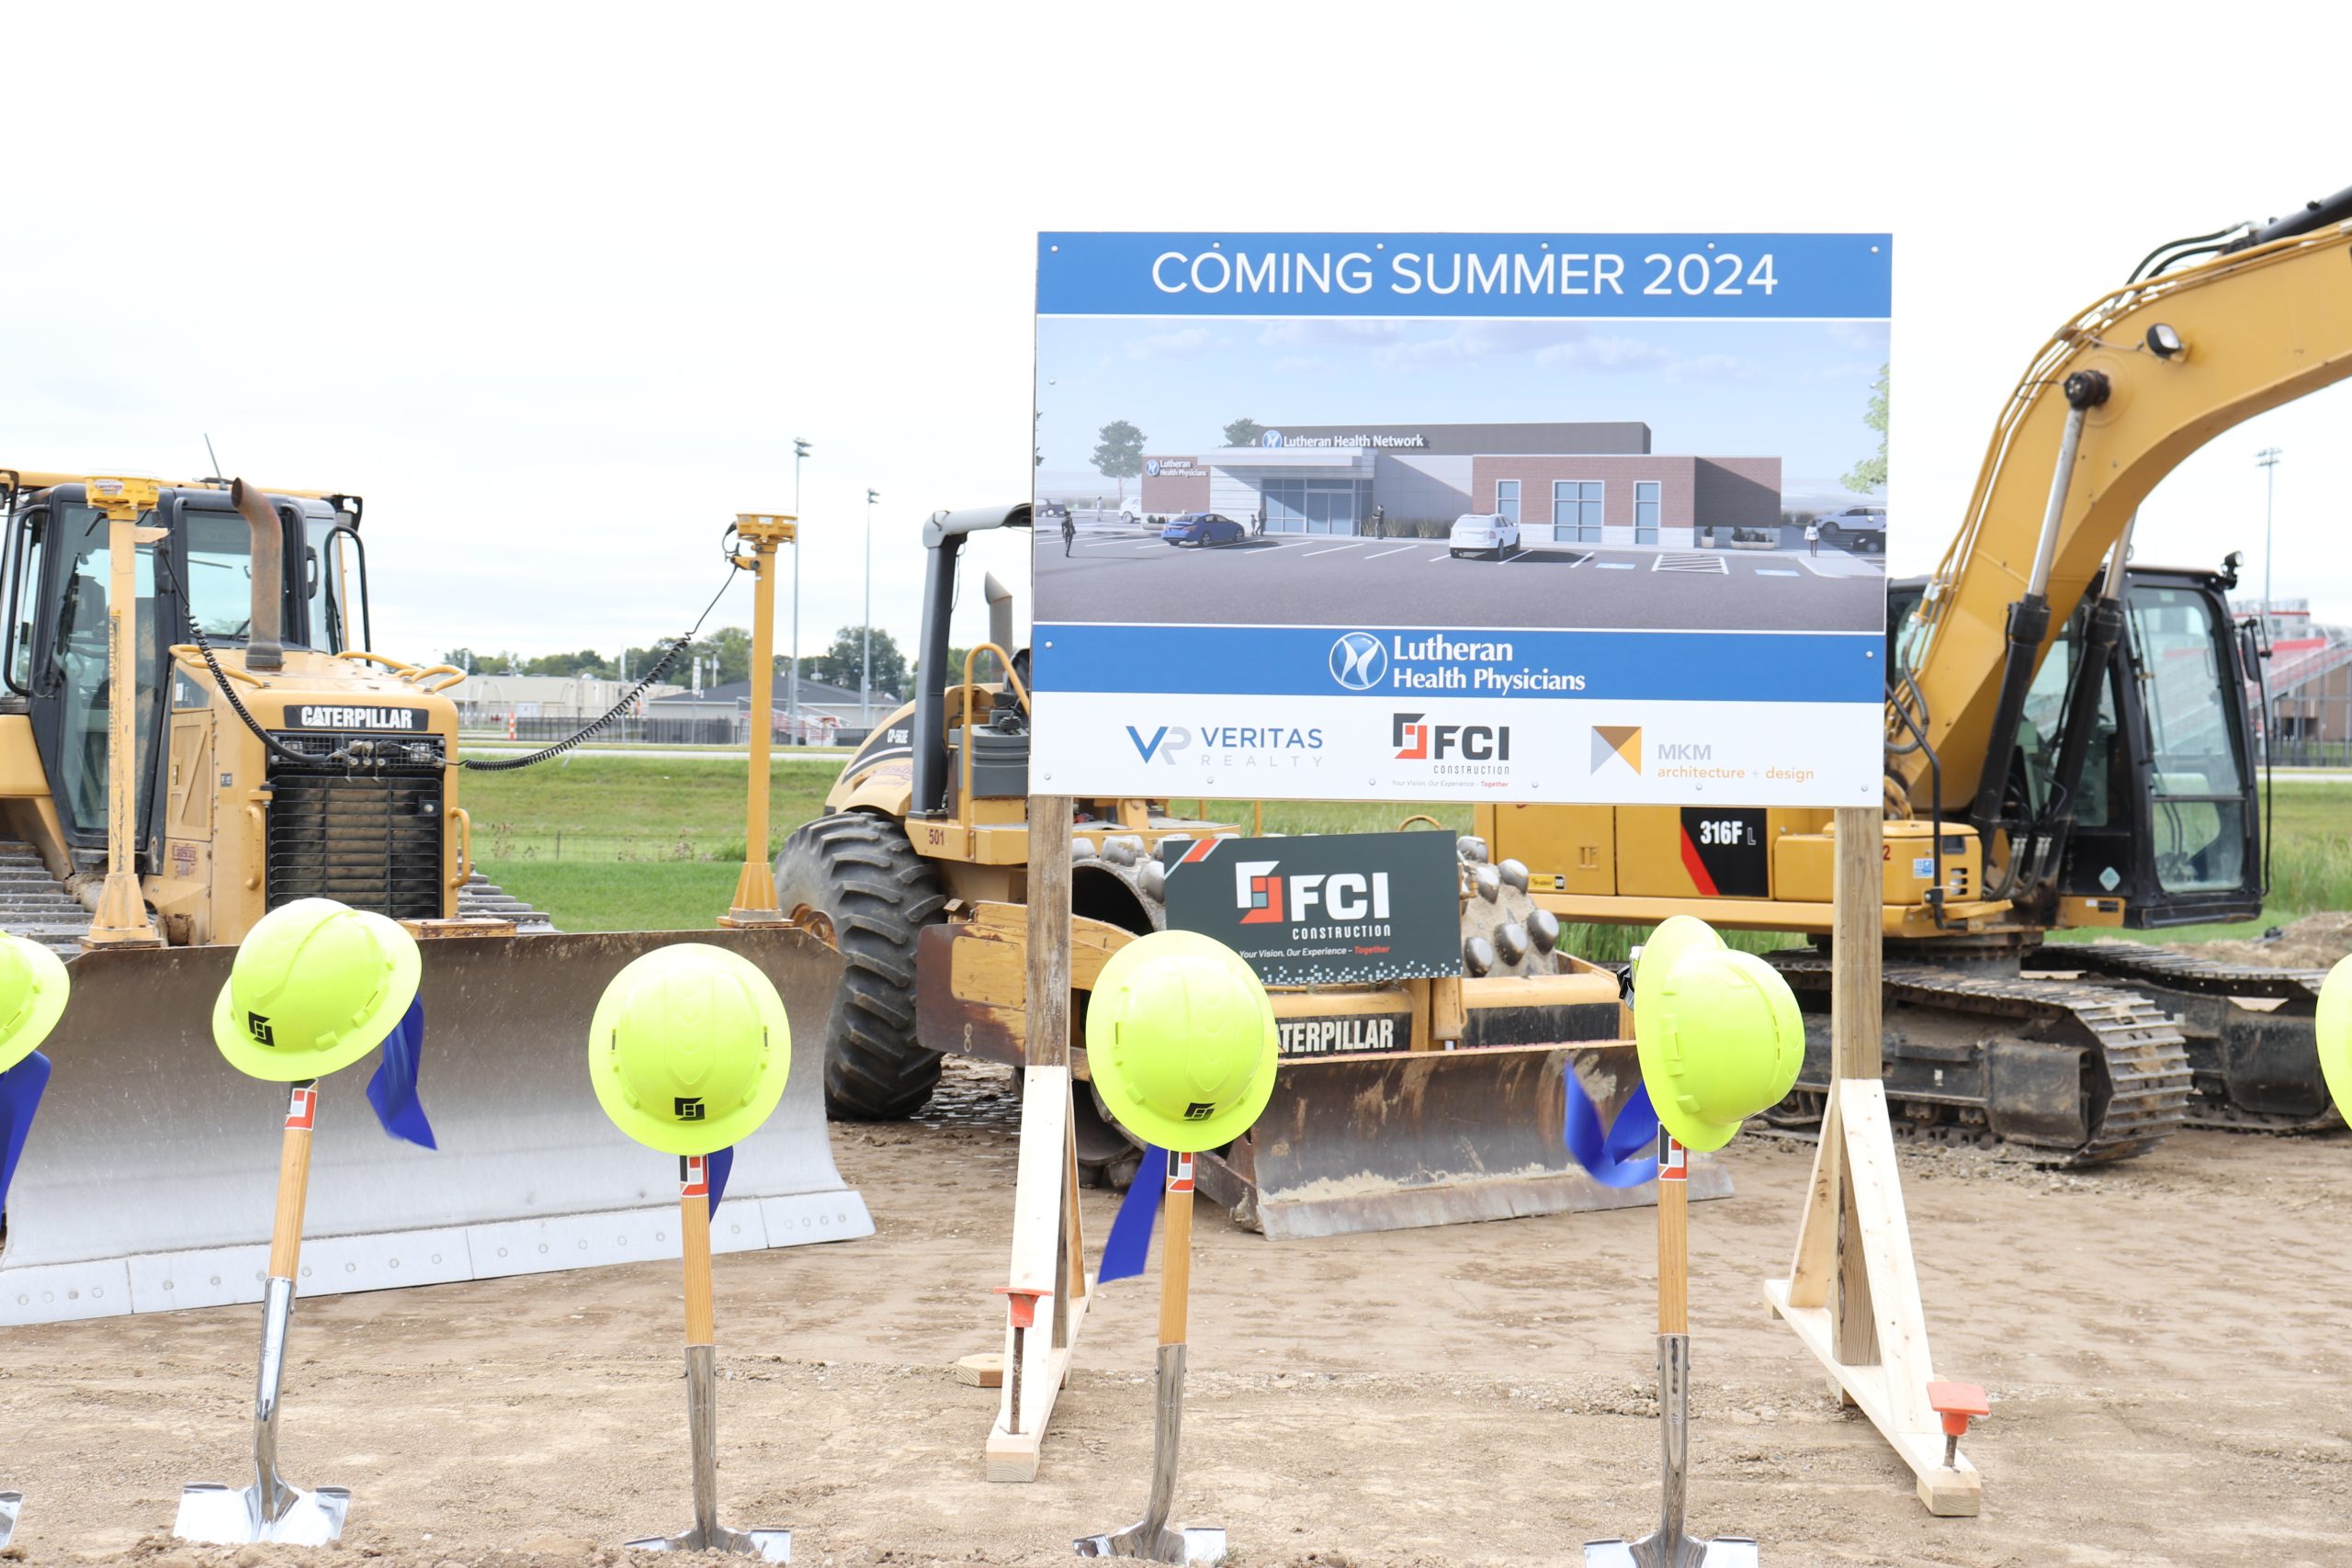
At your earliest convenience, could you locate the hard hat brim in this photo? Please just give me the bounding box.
[1084,931,1279,1154]
[0,938,70,1077]
[2318,956,2352,1123]
[590,945,793,1156]
[1633,917,1743,1153]
[210,911,424,1083]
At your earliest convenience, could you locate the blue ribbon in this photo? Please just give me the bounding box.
[707,1145,733,1213]
[365,996,435,1149]
[0,1050,53,1218]
[1564,1077,1660,1188]
[1097,1144,1168,1284]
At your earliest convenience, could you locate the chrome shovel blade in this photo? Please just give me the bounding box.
[1074,1523,1226,1563]
[0,1490,19,1550]
[626,1524,791,1562]
[174,1480,351,1546]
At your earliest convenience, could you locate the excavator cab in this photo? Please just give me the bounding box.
[1905,564,2264,932]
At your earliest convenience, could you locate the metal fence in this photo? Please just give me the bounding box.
[460,714,872,748]
[2267,741,2352,770]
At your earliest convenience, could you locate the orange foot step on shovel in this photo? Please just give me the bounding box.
[1928,1382,1989,1471]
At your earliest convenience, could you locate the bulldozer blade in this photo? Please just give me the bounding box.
[0,929,871,1325]
[1194,1043,1731,1241]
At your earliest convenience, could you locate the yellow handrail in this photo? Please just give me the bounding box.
[168,646,266,687]
[956,641,1029,822]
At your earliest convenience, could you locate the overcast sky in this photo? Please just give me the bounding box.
[7,5,2346,663]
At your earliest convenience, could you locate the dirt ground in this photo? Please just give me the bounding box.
[6,1062,2349,1568]
[2188,911,2352,970]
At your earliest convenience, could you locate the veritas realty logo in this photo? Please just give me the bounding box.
[1329,632,1387,691]
[1126,723,1325,768]
[1232,857,1391,928]
[1393,713,1511,761]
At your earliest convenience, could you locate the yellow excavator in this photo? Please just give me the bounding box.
[1477,183,2352,1161]
[778,505,1663,1240]
[0,470,857,1326]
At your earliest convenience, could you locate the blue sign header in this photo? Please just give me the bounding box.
[1038,231,1890,319]
[1034,624,1883,705]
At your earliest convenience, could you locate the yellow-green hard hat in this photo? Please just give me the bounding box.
[2318,956,2352,1123]
[590,942,790,1156]
[1085,930,1277,1154]
[1633,916,1804,1153]
[212,897,422,1082]
[0,931,69,1076]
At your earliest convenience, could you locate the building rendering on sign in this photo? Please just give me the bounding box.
[1136,421,1784,547]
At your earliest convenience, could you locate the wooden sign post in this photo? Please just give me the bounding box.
[1763,807,1981,1516]
[985,795,1093,1482]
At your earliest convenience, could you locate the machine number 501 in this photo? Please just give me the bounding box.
[1642,253,1778,296]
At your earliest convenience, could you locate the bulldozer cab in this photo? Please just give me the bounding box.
[2,479,362,871]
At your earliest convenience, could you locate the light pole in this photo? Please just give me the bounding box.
[864,488,879,728]
[2256,446,2282,621]
[790,437,809,742]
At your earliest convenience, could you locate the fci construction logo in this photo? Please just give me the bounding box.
[1393,713,1511,761]
[1233,857,1390,927]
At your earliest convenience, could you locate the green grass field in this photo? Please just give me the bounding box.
[466,757,2352,949]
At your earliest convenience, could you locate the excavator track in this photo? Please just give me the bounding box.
[1764,951,2192,1166]
[2048,941,2337,1133]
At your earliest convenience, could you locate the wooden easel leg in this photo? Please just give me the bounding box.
[1762,807,1983,1517]
[984,795,1094,1482]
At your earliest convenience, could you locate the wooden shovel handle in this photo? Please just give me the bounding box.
[681,1158,716,1348]
[1158,1156,1193,1348]
[267,1081,320,1280]
[1657,1137,1688,1337]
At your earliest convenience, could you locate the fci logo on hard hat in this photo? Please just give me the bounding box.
[673,1097,707,1121]
[247,1012,276,1047]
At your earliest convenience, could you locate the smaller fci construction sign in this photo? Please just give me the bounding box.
[1160,829,1460,987]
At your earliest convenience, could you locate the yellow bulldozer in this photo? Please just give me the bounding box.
[776,504,1677,1240]
[0,469,860,1326]
[1477,182,2352,1163]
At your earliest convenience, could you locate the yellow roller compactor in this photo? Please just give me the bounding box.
[1478,183,2352,1162]
[779,504,1677,1240]
[0,471,862,1325]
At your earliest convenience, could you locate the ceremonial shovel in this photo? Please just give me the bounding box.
[176,1081,352,1546]
[1585,1134,1758,1568]
[1077,1150,1225,1565]
[628,1153,791,1562]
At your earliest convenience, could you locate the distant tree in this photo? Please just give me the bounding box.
[1842,364,1888,493]
[440,647,482,674]
[1091,419,1147,503]
[811,625,909,696]
[521,649,616,679]
[1222,417,1264,448]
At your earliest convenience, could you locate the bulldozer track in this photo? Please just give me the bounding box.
[1766,952,2192,1166]
[2061,938,2326,1003]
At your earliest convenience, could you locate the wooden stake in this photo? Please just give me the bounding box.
[1764,807,1981,1516]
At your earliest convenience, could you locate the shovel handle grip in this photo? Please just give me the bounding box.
[1657,1137,1688,1337]
[681,1163,716,1348]
[268,1082,319,1280]
[1158,1158,1193,1348]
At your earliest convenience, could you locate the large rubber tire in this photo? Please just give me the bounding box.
[774,812,950,1120]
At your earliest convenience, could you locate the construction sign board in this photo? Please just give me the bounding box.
[1159,829,1461,987]
[1030,231,1893,806]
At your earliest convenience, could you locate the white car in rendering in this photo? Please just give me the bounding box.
[1447,512,1521,558]
[1119,497,1148,525]
[1814,505,1887,553]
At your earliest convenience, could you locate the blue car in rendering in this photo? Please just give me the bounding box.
[1161,512,1249,547]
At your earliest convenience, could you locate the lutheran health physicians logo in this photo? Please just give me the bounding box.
[1329,632,1387,691]
[1260,429,1285,448]
[1144,457,1161,477]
